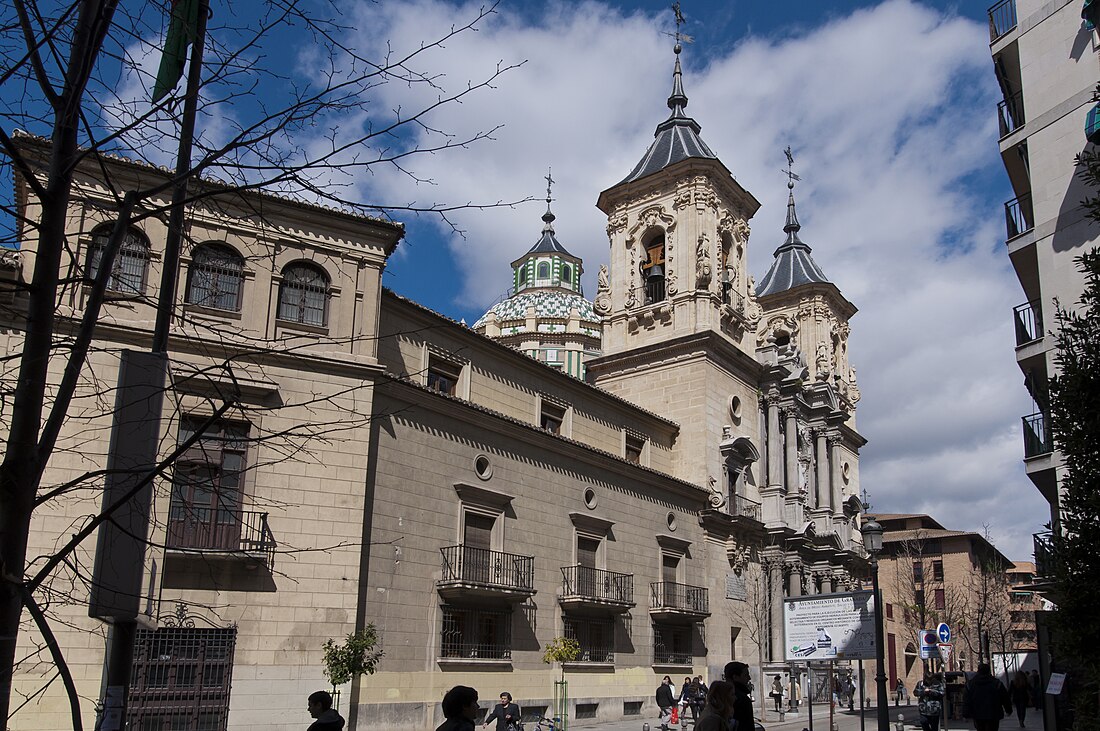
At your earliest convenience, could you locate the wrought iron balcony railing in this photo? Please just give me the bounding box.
[731,494,762,521]
[1022,411,1052,457]
[998,91,1025,137]
[1005,193,1034,239]
[561,565,634,604]
[439,545,534,591]
[166,509,275,564]
[650,581,709,614]
[1013,300,1043,345]
[1033,531,1053,578]
[988,0,1017,41]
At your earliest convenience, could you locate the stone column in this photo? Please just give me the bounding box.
[820,573,834,594]
[815,429,829,510]
[828,433,844,517]
[787,562,802,596]
[767,393,782,489]
[784,408,798,494]
[768,561,784,662]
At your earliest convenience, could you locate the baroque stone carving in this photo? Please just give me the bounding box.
[744,275,762,328]
[594,264,612,315]
[708,475,725,508]
[674,189,693,210]
[0,249,22,270]
[815,341,834,381]
[696,233,711,289]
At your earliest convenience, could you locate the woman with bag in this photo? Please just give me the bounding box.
[696,681,739,731]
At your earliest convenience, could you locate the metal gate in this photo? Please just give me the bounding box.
[128,608,236,731]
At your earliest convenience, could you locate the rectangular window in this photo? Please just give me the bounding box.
[653,623,691,665]
[886,603,894,620]
[662,555,680,584]
[913,561,924,583]
[934,588,945,610]
[459,513,496,584]
[440,605,512,660]
[427,356,462,396]
[168,418,250,552]
[540,401,566,434]
[564,616,614,663]
[128,624,236,730]
[625,434,645,464]
[932,560,944,582]
[915,589,925,608]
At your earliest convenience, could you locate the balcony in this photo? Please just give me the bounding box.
[650,581,710,622]
[1013,300,1043,345]
[1033,531,1053,579]
[1022,411,1052,458]
[437,545,536,602]
[560,566,635,613]
[1005,193,1034,239]
[998,91,1025,138]
[166,509,276,565]
[988,0,1017,42]
[731,494,762,521]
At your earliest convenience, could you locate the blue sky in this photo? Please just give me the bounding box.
[1,0,1050,561]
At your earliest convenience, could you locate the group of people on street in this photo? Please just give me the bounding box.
[913,663,1038,731]
[657,662,755,731]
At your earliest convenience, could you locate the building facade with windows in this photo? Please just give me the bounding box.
[4,36,871,731]
[988,0,1098,574]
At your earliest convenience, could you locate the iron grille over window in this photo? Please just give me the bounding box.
[277,263,329,326]
[128,624,236,731]
[653,623,691,665]
[169,418,250,552]
[89,226,150,294]
[564,616,614,663]
[440,605,512,659]
[187,244,244,311]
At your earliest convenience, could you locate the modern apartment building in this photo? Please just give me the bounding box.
[988,0,1099,569]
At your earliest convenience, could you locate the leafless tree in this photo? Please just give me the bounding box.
[728,560,774,720]
[0,0,525,725]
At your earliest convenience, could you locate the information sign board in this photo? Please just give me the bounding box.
[783,590,876,661]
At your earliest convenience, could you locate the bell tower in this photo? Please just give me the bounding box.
[587,27,765,492]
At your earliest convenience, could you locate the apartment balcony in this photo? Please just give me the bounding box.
[998,91,1025,138]
[988,0,1017,42]
[1013,300,1043,346]
[559,565,635,613]
[1033,531,1053,579]
[166,509,276,566]
[1022,411,1052,458]
[1005,193,1034,240]
[437,545,536,603]
[650,581,710,622]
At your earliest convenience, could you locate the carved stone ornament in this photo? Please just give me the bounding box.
[696,233,712,289]
[594,264,612,315]
[665,234,677,296]
[674,189,693,210]
[707,475,725,508]
[744,275,762,329]
[626,247,638,308]
[848,366,861,403]
[757,313,798,347]
[0,249,23,270]
[731,219,751,246]
[815,341,834,381]
[727,536,751,572]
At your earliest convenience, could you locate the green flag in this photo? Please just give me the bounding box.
[152,0,202,102]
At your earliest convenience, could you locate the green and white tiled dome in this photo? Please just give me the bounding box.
[473,290,600,330]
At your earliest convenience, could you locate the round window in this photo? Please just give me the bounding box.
[474,454,493,481]
[583,488,597,509]
[729,395,742,421]
[666,512,677,531]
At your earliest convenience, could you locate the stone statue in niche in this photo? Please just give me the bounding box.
[815,341,833,381]
[797,422,813,496]
[594,264,612,315]
[696,233,711,289]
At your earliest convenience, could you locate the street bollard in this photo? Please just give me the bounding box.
[643,724,650,731]
[896,713,905,731]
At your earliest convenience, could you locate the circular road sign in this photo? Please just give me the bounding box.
[937,623,951,643]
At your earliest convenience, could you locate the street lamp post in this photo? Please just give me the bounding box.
[861,518,889,731]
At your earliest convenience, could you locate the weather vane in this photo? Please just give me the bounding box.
[782,145,802,190]
[667,3,694,47]
[861,487,872,512]
[544,167,554,205]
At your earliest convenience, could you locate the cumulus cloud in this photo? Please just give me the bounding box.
[343,0,1048,559]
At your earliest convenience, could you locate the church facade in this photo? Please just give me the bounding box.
[4,33,868,731]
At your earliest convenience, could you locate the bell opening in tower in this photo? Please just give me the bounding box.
[642,234,666,304]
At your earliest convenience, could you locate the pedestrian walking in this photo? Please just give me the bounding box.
[658,675,677,731]
[724,661,756,731]
[483,692,521,731]
[1029,670,1041,710]
[1010,671,1030,727]
[915,673,946,731]
[438,686,481,731]
[306,690,345,731]
[680,676,694,720]
[692,676,709,722]
[771,674,784,713]
[963,664,1012,731]
[695,681,738,731]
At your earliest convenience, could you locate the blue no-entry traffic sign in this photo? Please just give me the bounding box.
[937,623,951,643]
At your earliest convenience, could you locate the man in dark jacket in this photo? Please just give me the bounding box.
[724,661,756,731]
[657,676,676,731]
[483,692,522,731]
[306,691,345,731]
[963,663,1012,731]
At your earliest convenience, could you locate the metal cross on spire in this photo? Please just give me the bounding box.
[667,2,694,47]
[782,145,802,190]
[544,167,554,205]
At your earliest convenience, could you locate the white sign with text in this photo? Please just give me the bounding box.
[783,591,877,661]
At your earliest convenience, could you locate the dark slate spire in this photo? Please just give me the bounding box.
[523,168,575,257]
[617,20,718,185]
[756,149,831,297]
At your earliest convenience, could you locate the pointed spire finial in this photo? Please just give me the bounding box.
[666,3,691,114]
[781,146,803,240]
[542,167,556,232]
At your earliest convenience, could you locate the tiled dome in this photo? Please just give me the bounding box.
[473,290,600,329]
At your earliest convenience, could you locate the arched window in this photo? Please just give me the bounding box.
[537,261,551,280]
[88,225,150,294]
[277,263,330,326]
[641,234,666,304]
[561,264,572,286]
[186,243,244,311]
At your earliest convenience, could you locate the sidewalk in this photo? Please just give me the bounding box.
[572,702,1046,731]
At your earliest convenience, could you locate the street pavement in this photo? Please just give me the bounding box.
[567,702,1047,731]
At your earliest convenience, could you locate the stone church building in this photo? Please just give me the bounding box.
[3,36,868,731]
